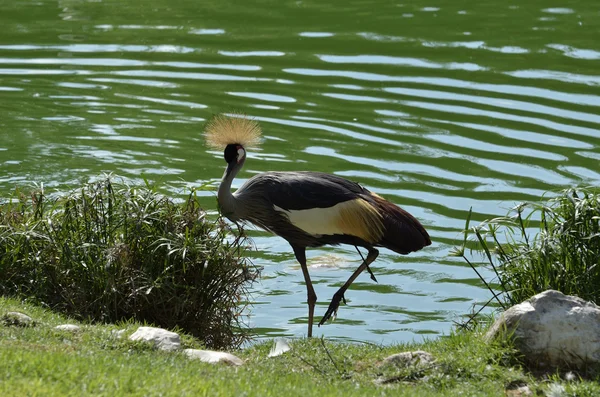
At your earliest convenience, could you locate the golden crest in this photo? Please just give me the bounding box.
[204,113,262,149]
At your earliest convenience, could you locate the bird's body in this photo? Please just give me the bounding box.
[206,114,431,337]
[224,171,429,254]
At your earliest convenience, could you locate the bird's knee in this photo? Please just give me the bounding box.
[367,248,379,262]
[307,292,317,305]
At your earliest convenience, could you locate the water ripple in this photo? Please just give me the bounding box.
[318,54,486,71]
[547,44,600,60]
[228,92,297,103]
[507,69,600,86]
[109,69,267,81]
[426,134,567,161]
[402,100,600,139]
[383,77,600,106]
[384,87,600,125]
[0,44,197,53]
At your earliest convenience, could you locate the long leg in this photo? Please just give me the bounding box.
[355,245,378,283]
[292,245,317,338]
[318,248,379,326]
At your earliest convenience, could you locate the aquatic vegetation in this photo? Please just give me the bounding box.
[0,175,258,349]
[453,188,600,309]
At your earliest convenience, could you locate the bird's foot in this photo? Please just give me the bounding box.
[318,292,346,326]
[366,265,378,283]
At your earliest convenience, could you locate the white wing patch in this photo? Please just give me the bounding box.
[273,198,384,243]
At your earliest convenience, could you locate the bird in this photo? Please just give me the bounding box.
[205,113,431,337]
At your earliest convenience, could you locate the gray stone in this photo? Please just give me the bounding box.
[183,349,244,366]
[55,324,81,332]
[2,312,35,327]
[380,350,435,368]
[129,326,181,351]
[486,290,600,369]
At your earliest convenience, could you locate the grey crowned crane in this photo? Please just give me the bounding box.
[205,114,431,337]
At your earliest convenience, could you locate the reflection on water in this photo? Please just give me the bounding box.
[0,0,599,343]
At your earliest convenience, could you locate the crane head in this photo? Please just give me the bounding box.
[224,143,246,164]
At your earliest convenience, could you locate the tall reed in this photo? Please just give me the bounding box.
[452,188,600,307]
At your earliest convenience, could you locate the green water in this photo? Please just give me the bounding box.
[1,0,599,343]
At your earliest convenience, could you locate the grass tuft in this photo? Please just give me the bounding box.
[453,187,600,307]
[0,175,258,349]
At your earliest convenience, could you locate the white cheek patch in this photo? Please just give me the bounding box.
[273,199,384,243]
[237,148,245,161]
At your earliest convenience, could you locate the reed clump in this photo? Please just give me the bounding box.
[0,175,258,349]
[453,188,600,308]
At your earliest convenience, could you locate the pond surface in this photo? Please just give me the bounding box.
[1,0,599,343]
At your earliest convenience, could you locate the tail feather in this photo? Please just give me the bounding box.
[367,194,431,255]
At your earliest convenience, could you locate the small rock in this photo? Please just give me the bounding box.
[55,324,80,332]
[268,338,291,357]
[2,312,35,327]
[111,329,127,338]
[129,326,181,351]
[505,385,532,396]
[380,350,435,368]
[546,383,566,397]
[505,380,532,396]
[183,349,244,366]
[486,290,600,369]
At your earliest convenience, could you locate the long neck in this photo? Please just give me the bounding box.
[217,159,245,219]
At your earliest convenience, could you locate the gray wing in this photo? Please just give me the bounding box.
[236,171,367,211]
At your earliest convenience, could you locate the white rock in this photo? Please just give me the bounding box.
[486,290,600,368]
[546,383,566,397]
[268,338,291,357]
[380,350,435,368]
[183,349,243,366]
[2,312,34,327]
[505,384,533,397]
[129,326,181,351]
[55,324,80,332]
[111,329,127,338]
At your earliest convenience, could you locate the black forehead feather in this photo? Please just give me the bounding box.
[224,143,240,162]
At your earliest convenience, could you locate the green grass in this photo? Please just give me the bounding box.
[2,297,599,397]
[0,175,258,349]
[453,188,600,308]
